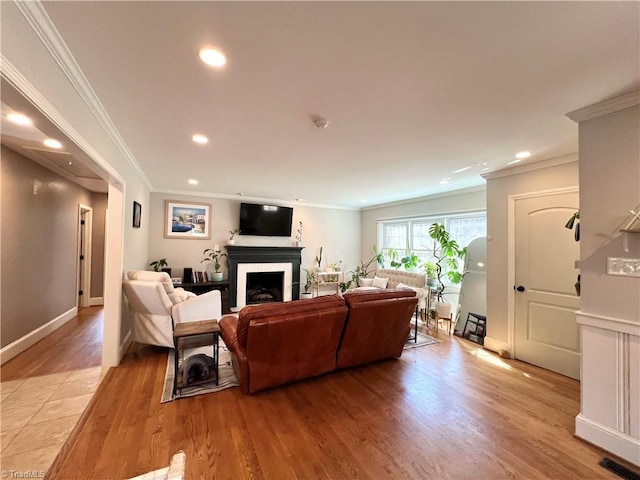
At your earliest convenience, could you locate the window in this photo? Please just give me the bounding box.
[378,212,486,284]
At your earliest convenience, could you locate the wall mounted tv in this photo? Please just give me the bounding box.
[239,202,293,237]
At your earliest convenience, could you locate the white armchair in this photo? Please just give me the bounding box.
[122,271,222,348]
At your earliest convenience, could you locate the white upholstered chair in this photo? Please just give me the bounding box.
[122,271,222,348]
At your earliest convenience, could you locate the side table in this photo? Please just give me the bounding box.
[173,319,220,397]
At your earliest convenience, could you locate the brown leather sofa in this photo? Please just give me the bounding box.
[219,289,418,394]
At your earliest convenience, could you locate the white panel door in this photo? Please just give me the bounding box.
[514,192,580,379]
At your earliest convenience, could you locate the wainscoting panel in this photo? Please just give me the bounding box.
[576,311,640,466]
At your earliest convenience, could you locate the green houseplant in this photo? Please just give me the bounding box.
[427,223,466,303]
[339,246,384,292]
[300,268,316,298]
[228,228,240,245]
[201,248,228,281]
[149,258,168,273]
[423,261,439,288]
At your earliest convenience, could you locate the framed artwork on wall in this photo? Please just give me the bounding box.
[132,201,142,228]
[164,200,211,239]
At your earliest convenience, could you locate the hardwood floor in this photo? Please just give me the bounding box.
[1,307,103,381]
[46,323,636,480]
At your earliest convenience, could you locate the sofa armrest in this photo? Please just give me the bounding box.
[171,289,221,324]
[219,314,250,393]
[219,315,239,349]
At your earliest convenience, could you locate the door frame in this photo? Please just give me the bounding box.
[506,186,579,358]
[77,204,93,308]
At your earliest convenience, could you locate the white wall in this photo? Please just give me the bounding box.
[484,157,579,350]
[570,99,640,466]
[148,193,361,286]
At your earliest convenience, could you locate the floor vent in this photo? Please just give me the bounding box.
[599,457,640,480]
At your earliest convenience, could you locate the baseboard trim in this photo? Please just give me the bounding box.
[89,297,104,306]
[118,330,132,363]
[0,307,78,365]
[575,414,640,467]
[483,336,509,354]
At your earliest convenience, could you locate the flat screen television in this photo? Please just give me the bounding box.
[239,202,293,237]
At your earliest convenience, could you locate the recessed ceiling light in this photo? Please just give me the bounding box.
[482,167,489,172]
[7,113,32,126]
[508,159,522,165]
[198,47,226,67]
[440,178,451,185]
[451,166,472,174]
[43,138,63,149]
[295,198,303,202]
[515,151,531,159]
[238,193,245,196]
[192,134,209,144]
[188,179,199,185]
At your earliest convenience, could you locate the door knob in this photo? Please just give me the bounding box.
[516,285,525,292]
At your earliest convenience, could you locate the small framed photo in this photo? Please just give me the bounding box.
[164,200,211,239]
[132,201,142,228]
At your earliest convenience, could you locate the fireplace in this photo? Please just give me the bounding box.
[227,246,303,309]
[246,272,284,305]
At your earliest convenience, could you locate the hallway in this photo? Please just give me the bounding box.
[0,307,106,474]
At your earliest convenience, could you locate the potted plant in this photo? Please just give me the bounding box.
[295,221,303,247]
[300,268,316,298]
[149,258,170,275]
[228,228,240,245]
[427,223,467,317]
[423,261,439,288]
[339,246,384,292]
[201,248,228,281]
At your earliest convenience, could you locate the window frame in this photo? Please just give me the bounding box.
[377,211,486,290]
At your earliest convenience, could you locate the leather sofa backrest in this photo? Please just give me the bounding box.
[236,295,349,393]
[338,289,418,369]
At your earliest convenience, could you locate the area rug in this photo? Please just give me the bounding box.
[404,331,440,349]
[161,348,239,403]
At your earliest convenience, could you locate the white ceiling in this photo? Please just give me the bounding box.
[5,2,640,208]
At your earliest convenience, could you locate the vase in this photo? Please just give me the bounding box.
[435,301,451,319]
[211,272,223,282]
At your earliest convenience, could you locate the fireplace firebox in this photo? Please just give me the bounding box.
[246,272,284,305]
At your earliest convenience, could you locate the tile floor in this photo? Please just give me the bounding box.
[1,366,108,475]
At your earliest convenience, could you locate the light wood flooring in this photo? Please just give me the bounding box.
[45,317,638,479]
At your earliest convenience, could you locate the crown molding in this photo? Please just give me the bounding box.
[12,0,152,190]
[566,90,640,123]
[1,56,125,186]
[481,153,578,181]
[361,185,486,211]
[152,188,360,211]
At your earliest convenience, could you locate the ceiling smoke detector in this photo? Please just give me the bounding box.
[313,117,329,129]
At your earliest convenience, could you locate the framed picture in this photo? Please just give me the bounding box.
[132,201,142,228]
[164,200,211,239]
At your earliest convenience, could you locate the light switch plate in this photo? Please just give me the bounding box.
[607,257,640,277]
